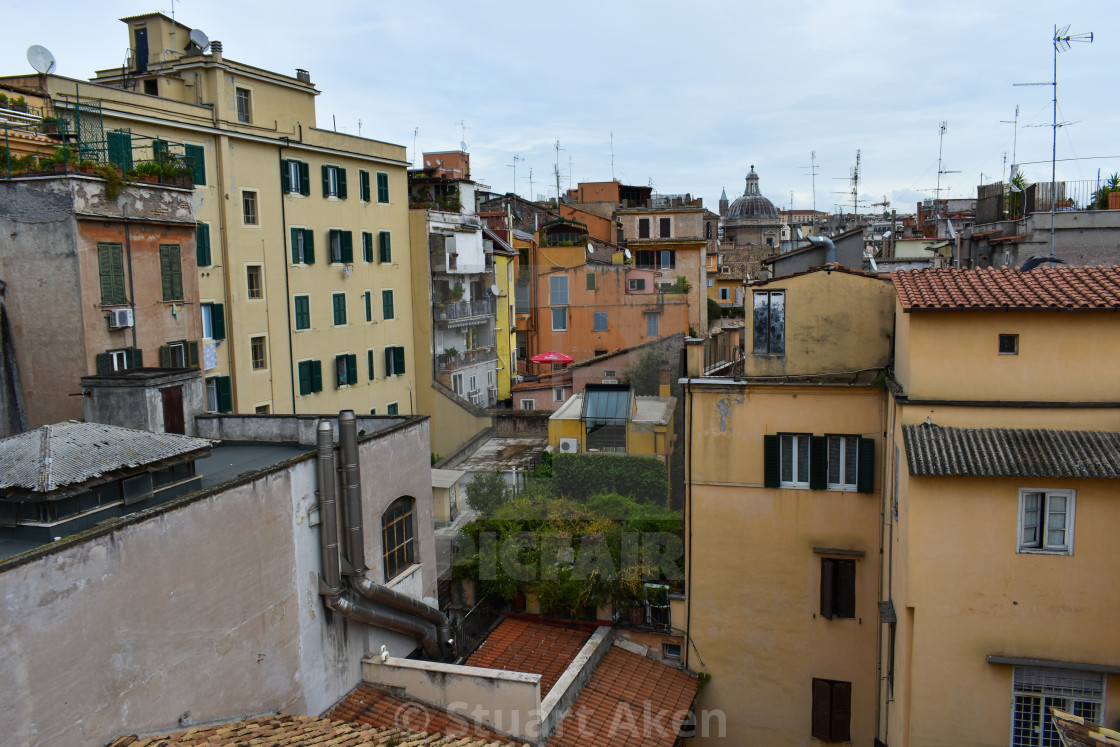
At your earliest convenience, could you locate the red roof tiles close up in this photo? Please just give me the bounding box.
[891,265,1120,312]
[329,683,515,743]
[465,618,591,695]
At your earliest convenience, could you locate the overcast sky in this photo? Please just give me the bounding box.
[6,1,1119,215]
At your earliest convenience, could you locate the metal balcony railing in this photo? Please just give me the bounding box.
[434,298,495,322]
[437,348,498,370]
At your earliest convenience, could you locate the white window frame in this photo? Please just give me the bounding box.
[827,435,859,491]
[553,387,565,403]
[1011,666,1103,747]
[235,86,252,123]
[520,399,535,410]
[549,275,569,306]
[242,189,258,226]
[628,278,646,291]
[285,160,301,193]
[452,372,463,396]
[109,349,129,372]
[201,303,213,339]
[329,229,343,264]
[325,165,342,198]
[552,307,567,331]
[246,264,263,300]
[167,341,186,368]
[780,433,810,488]
[1018,488,1075,555]
[292,228,308,264]
[707,278,714,288]
[205,376,219,412]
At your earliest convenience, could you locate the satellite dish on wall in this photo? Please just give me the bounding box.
[623,249,632,259]
[489,284,501,297]
[27,45,56,74]
[587,243,594,254]
[187,28,210,53]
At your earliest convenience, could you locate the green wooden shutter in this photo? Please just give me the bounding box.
[159,345,172,368]
[211,304,226,341]
[393,346,405,375]
[304,229,315,264]
[281,159,290,193]
[215,375,232,412]
[763,434,780,488]
[364,291,371,322]
[382,289,394,320]
[321,164,330,196]
[160,246,173,300]
[337,168,347,199]
[377,172,389,202]
[363,232,373,262]
[196,223,211,266]
[107,129,133,172]
[96,352,111,375]
[347,354,358,385]
[299,162,310,195]
[587,273,596,290]
[379,231,391,263]
[98,245,115,303]
[809,436,828,490]
[298,361,311,395]
[128,348,143,367]
[185,144,205,186]
[360,170,370,201]
[384,347,393,376]
[368,349,374,380]
[187,340,199,367]
[290,227,300,264]
[311,360,323,392]
[820,558,835,619]
[857,437,875,494]
[341,231,353,263]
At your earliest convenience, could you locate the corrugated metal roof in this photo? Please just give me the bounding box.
[902,422,1120,478]
[0,422,213,494]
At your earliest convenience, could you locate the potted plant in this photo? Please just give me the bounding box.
[95,163,125,200]
[450,282,465,301]
[77,160,97,174]
[133,161,162,182]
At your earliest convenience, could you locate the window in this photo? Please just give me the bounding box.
[766,236,774,247]
[281,159,309,195]
[205,376,218,412]
[663,643,682,659]
[195,223,211,266]
[827,435,859,490]
[587,273,596,290]
[811,679,851,743]
[362,232,373,263]
[250,336,267,370]
[780,434,810,488]
[159,340,198,369]
[550,275,569,305]
[159,245,184,301]
[628,278,646,291]
[185,144,206,186]
[753,290,785,355]
[294,295,310,330]
[719,287,729,301]
[553,387,566,403]
[515,283,531,313]
[242,190,258,225]
[109,349,129,372]
[382,289,395,320]
[246,265,262,299]
[200,302,225,340]
[376,172,390,203]
[820,557,856,619]
[1012,666,1103,747]
[235,87,251,123]
[1018,489,1075,554]
[322,165,347,198]
[203,375,232,412]
[635,250,675,270]
[659,249,675,269]
[468,374,478,394]
[96,347,141,374]
[552,307,567,331]
[646,312,658,337]
[367,349,375,380]
[707,278,714,288]
[329,230,353,263]
[364,291,372,322]
[386,403,398,415]
[382,497,415,581]
[384,346,406,376]
[332,293,347,325]
[452,373,463,396]
[98,243,127,305]
[290,228,315,264]
[335,353,357,387]
[520,399,535,410]
[659,217,671,238]
[1000,333,1019,355]
[297,360,323,395]
[593,311,608,331]
[638,218,650,239]
[378,231,392,263]
[255,404,270,414]
[359,169,371,202]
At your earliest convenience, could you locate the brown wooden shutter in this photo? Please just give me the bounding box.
[830,681,851,741]
[811,678,832,741]
[836,559,856,619]
[820,558,835,619]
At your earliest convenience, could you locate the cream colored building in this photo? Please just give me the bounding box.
[2,12,417,416]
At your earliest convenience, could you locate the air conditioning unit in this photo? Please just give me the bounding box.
[108,308,134,328]
[558,438,579,454]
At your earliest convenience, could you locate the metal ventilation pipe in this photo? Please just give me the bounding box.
[807,235,837,264]
[316,420,341,594]
[338,410,366,573]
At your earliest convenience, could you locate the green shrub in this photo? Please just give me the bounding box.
[553,452,669,505]
[465,470,510,516]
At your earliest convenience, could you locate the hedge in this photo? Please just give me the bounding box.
[553,452,669,505]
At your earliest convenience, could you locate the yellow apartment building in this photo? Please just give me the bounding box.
[2,12,416,416]
[880,266,1120,747]
[681,265,896,744]
[548,383,675,466]
[488,229,519,402]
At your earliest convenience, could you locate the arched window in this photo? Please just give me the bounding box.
[382,497,415,581]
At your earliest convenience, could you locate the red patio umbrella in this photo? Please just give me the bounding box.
[530,350,574,364]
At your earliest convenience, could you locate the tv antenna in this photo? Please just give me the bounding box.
[27,45,56,74]
[1015,24,1093,255]
[455,120,469,152]
[508,154,522,196]
[832,150,862,216]
[528,168,534,201]
[801,150,819,213]
[554,140,565,206]
[412,127,419,166]
[1000,105,1020,181]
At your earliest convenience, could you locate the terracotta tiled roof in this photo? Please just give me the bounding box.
[891,266,1120,312]
[466,618,591,695]
[329,683,516,743]
[547,647,698,747]
[107,712,522,746]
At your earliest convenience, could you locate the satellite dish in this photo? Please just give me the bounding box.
[882,230,892,239]
[623,249,632,260]
[489,284,501,297]
[796,227,804,239]
[188,28,210,53]
[587,243,594,254]
[27,45,56,74]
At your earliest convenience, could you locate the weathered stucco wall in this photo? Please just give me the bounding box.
[0,417,435,745]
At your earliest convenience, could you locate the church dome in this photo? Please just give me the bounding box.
[726,165,779,220]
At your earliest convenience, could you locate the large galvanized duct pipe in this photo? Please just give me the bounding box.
[316,420,342,594]
[806,234,837,264]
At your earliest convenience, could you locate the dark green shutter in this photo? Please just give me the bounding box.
[364,291,371,322]
[360,170,370,201]
[98,245,115,303]
[96,352,111,375]
[368,349,374,380]
[196,224,211,266]
[129,348,142,367]
[187,340,199,367]
[281,159,290,193]
[299,162,310,195]
[809,435,827,490]
[298,361,311,395]
[216,375,232,412]
[304,229,315,264]
[211,304,226,341]
[347,354,358,385]
[185,144,205,186]
[393,346,405,375]
[382,290,394,320]
[377,172,389,202]
[384,347,393,376]
[587,273,596,290]
[857,437,875,494]
[159,345,172,368]
[291,227,300,264]
[341,231,353,263]
[337,168,347,199]
[160,245,182,301]
[820,558,835,619]
[107,129,133,172]
[763,435,780,488]
[379,231,391,263]
[311,360,322,392]
[321,164,330,196]
[363,232,373,262]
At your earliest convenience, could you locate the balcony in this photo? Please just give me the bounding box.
[437,347,497,371]
[433,297,495,325]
